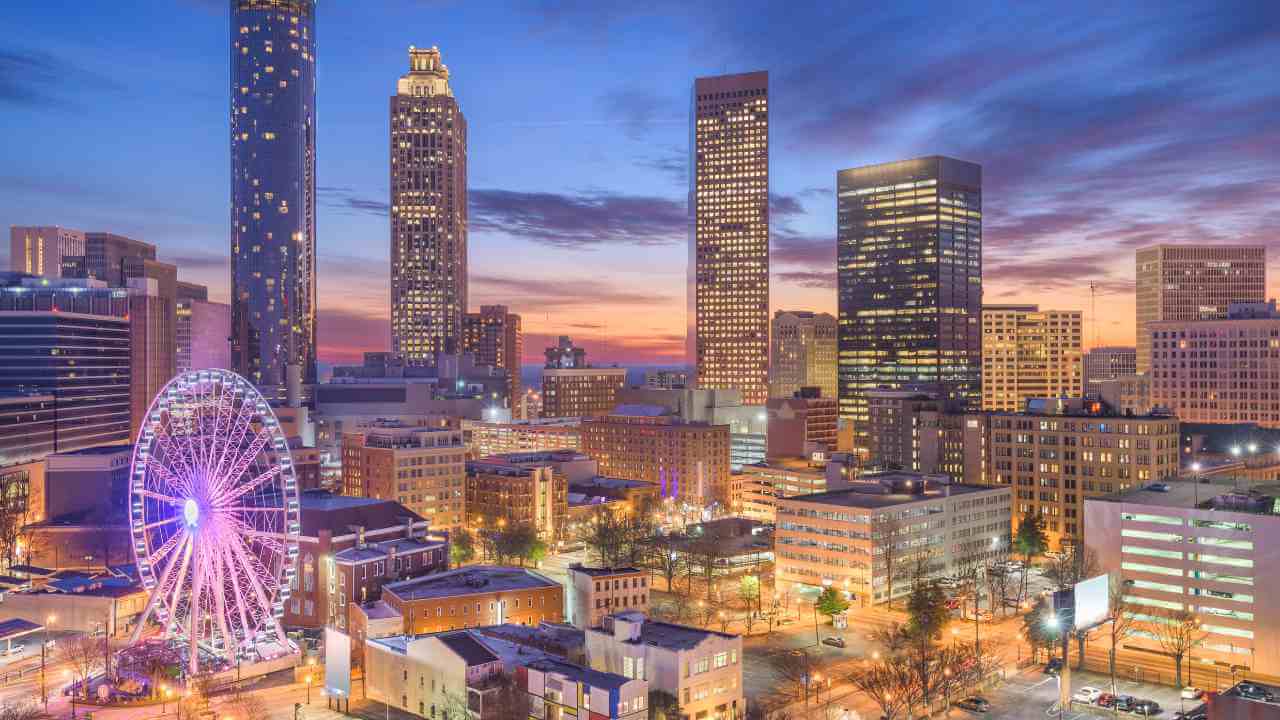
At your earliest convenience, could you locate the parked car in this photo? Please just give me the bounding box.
[1237,683,1274,701]
[822,636,847,649]
[1097,694,1117,708]
[1044,658,1063,675]
[1181,687,1203,700]
[1112,695,1137,712]
[2,644,22,656]
[1073,687,1104,704]
[1132,699,1161,716]
[955,697,991,713]
[945,598,962,610]
[1174,705,1207,720]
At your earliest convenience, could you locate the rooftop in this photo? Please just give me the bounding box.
[49,444,132,457]
[603,612,737,650]
[298,490,423,537]
[359,600,401,620]
[1090,478,1280,516]
[335,536,445,563]
[567,565,642,577]
[611,404,671,417]
[784,482,1003,509]
[525,657,631,691]
[569,476,655,491]
[383,566,559,602]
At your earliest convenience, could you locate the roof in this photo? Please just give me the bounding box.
[335,536,445,563]
[359,600,401,620]
[569,476,655,491]
[1090,478,1280,515]
[0,618,42,639]
[567,565,642,577]
[610,404,670,417]
[383,566,559,602]
[48,444,132,457]
[610,613,737,650]
[299,490,423,537]
[784,483,1004,509]
[474,622,585,656]
[525,657,631,691]
[438,631,501,666]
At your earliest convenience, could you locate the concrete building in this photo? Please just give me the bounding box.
[175,282,231,374]
[81,232,155,287]
[964,398,1180,552]
[765,389,838,460]
[341,422,467,532]
[774,473,1011,606]
[1084,346,1137,395]
[981,305,1082,412]
[1150,302,1280,428]
[0,393,57,469]
[381,566,564,635]
[837,157,983,447]
[769,311,837,400]
[521,657,648,720]
[614,386,767,470]
[586,611,744,720]
[580,408,731,507]
[465,451,570,541]
[567,566,649,630]
[461,306,521,415]
[9,226,85,278]
[44,445,131,522]
[0,574,146,637]
[1135,245,1265,374]
[732,458,828,523]
[1085,480,1280,680]
[127,277,176,437]
[461,418,581,457]
[1097,374,1152,416]
[644,370,690,389]
[542,367,627,419]
[690,71,770,406]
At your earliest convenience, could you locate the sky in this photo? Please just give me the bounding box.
[1,1,1277,369]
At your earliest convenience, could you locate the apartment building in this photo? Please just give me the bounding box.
[765,390,838,459]
[341,422,467,532]
[981,305,1083,412]
[465,451,569,541]
[732,459,829,523]
[381,566,564,635]
[580,408,731,507]
[567,565,650,630]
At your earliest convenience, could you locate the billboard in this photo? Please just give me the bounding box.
[324,627,352,699]
[1073,574,1110,630]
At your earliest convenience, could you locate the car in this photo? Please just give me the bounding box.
[1132,699,1161,716]
[1073,687,1104,704]
[1181,687,1203,700]
[1112,695,1137,712]
[955,697,991,713]
[963,609,994,622]
[1237,683,1274,701]
[1097,694,1118,708]
[945,598,962,610]
[2,644,22,656]
[1173,708,1206,720]
[822,636,847,648]
[1044,658,1063,675]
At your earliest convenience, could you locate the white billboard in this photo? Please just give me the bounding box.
[324,627,352,699]
[1073,574,1110,630]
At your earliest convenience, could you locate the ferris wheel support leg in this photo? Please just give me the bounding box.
[130,534,191,645]
[221,541,254,645]
[189,547,205,674]
[226,535,290,647]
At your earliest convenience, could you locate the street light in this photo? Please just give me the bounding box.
[306,673,313,704]
[41,613,56,711]
[163,686,173,715]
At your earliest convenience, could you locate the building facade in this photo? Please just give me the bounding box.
[521,657,648,720]
[580,410,731,507]
[465,452,568,541]
[1135,245,1265,374]
[341,422,467,532]
[230,0,317,391]
[1083,346,1137,395]
[541,368,627,419]
[765,391,838,459]
[9,226,85,278]
[176,282,231,374]
[82,232,155,287]
[461,305,520,413]
[127,278,176,437]
[769,310,837,400]
[981,305,1082,411]
[462,418,581,457]
[567,566,649,630]
[689,71,770,405]
[390,46,468,363]
[733,459,828,523]
[381,566,564,635]
[837,157,983,449]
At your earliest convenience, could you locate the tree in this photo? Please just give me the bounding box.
[57,633,104,700]
[1013,512,1048,602]
[1021,598,1061,662]
[223,693,271,720]
[1150,607,1205,687]
[450,528,476,567]
[649,690,680,720]
[440,691,476,720]
[648,536,685,592]
[1105,576,1137,695]
[875,517,906,607]
[483,672,530,718]
[814,587,849,624]
[905,575,949,641]
[686,535,726,605]
[985,563,1014,617]
[527,538,548,566]
[743,697,794,720]
[847,659,914,720]
[770,651,825,706]
[0,703,41,720]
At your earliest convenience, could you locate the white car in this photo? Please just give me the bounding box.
[1181,687,1203,700]
[2,644,23,657]
[1073,687,1103,704]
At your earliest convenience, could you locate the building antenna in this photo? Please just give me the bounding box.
[1090,280,1098,350]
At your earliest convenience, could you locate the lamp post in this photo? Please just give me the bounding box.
[41,613,55,711]
[306,674,313,704]
[811,600,821,646]
[944,667,953,713]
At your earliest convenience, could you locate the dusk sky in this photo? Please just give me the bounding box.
[2,1,1276,370]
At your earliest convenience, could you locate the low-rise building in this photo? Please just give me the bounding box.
[766,389,838,460]
[466,452,570,541]
[774,473,1011,606]
[381,566,564,635]
[341,422,467,532]
[521,656,648,720]
[364,630,519,720]
[461,418,581,457]
[567,566,649,630]
[567,476,659,518]
[585,611,744,720]
[541,368,628,419]
[732,459,829,523]
[0,573,146,637]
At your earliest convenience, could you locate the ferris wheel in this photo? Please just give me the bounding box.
[128,369,300,672]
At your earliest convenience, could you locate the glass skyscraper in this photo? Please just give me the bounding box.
[230,0,317,392]
[836,156,982,450]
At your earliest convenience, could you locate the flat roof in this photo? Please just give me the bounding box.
[568,566,642,577]
[525,657,631,691]
[604,613,737,650]
[49,444,132,457]
[1090,478,1280,514]
[0,618,42,640]
[784,483,1004,509]
[384,566,559,602]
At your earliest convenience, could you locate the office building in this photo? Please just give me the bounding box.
[44,445,132,522]
[689,71,770,405]
[981,305,1082,411]
[1097,374,1152,416]
[615,386,767,470]
[1085,480,1280,680]
[1084,346,1137,395]
[9,226,85,278]
[127,277,176,437]
[567,566,649,630]
[774,473,1010,606]
[461,306,520,414]
[465,451,569,541]
[1135,245,1265,374]
[964,398,1180,551]
[380,566,564,635]
[581,408,731,507]
[644,370,689,389]
[390,47,468,364]
[175,282,231,374]
[765,389,838,459]
[1150,302,1280,428]
[341,422,466,532]
[733,458,828,523]
[864,389,945,473]
[542,369,627,419]
[837,157,983,448]
[586,611,744,720]
[0,393,57,469]
[81,232,155,286]
[230,0,317,392]
[521,657,648,720]
[462,418,581,457]
[769,311,837,400]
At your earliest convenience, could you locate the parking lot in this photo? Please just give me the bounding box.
[974,665,1195,720]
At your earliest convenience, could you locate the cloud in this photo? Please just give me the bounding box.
[318,186,390,217]
[771,231,832,268]
[598,88,681,140]
[318,307,390,366]
[776,270,836,289]
[472,273,667,313]
[0,46,124,109]
[165,251,227,273]
[634,145,687,186]
[470,189,686,249]
[769,193,805,218]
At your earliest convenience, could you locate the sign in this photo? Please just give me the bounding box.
[324,628,352,699]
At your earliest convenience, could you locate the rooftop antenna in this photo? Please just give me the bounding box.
[1089,280,1098,350]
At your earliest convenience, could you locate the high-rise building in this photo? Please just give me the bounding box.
[769,310,837,400]
[689,71,770,405]
[580,409,731,506]
[390,46,468,364]
[9,226,85,278]
[341,421,467,532]
[1083,346,1136,395]
[461,305,520,414]
[83,232,156,287]
[127,277,176,437]
[1135,245,1265,374]
[981,305,1082,411]
[231,0,317,392]
[837,157,982,451]
[175,282,232,374]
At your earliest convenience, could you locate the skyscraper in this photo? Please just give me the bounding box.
[1134,245,1265,374]
[9,226,85,279]
[837,157,982,450]
[769,310,837,399]
[462,305,521,413]
[230,0,317,392]
[390,47,468,364]
[689,71,769,405]
[981,304,1082,411]
[127,277,176,437]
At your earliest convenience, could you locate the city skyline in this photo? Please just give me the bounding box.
[1,1,1276,369]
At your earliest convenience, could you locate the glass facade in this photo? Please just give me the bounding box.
[836,156,982,449]
[230,0,317,391]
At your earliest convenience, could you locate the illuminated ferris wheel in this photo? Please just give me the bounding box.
[128,369,300,672]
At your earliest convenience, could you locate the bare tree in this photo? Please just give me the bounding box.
[1106,577,1138,695]
[875,516,906,608]
[223,693,271,720]
[847,659,914,720]
[986,563,1014,617]
[57,633,105,700]
[0,703,42,720]
[1150,607,1206,688]
[648,536,685,592]
[686,535,726,606]
[770,651,826,706]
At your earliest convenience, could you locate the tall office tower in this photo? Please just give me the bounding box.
[127,278,176,436]
[0,276,131,452]
[1082,346,1136,395]
[9,226,86,278]
[390,47,468,364]
[980,305,1082,411]
[769,310,837,399]
[176,282,232,375]
[231,0,317,393]
[689,71,770,405]
[836,157,982,451]
[462,305,521,414]
[1134,245,1265,374]
[83,232,156,286]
